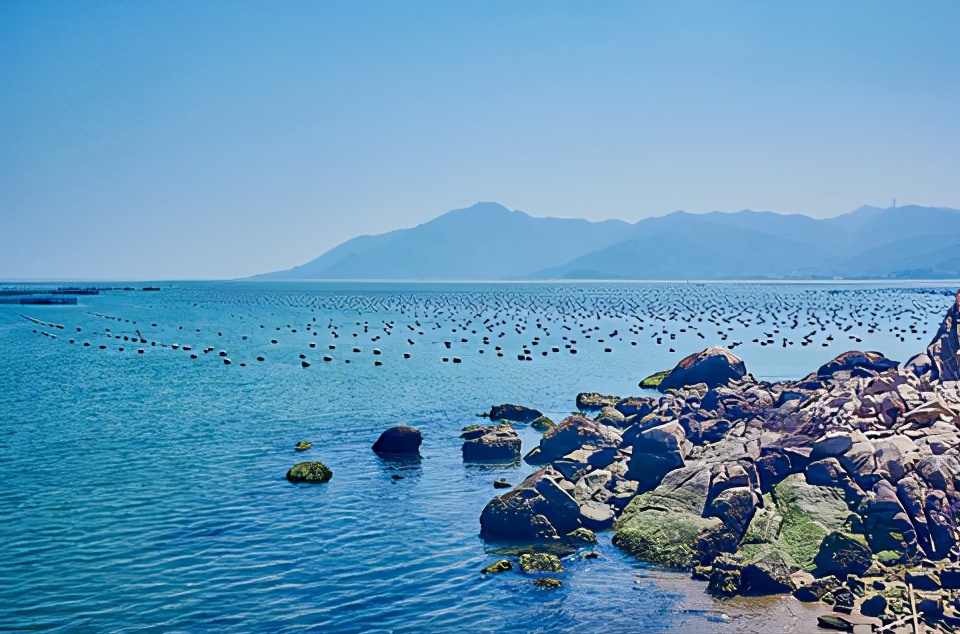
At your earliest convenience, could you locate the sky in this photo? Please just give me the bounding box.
[1,1,959,280]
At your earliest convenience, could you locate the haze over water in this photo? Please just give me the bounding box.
[1,281,955,632]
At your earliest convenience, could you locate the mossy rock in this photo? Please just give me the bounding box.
[286,461,332,484]
[531,416,555,432]
[294,441,313,452]
[876,550,902,566]
[533,577,562,588]
[519,552,564,573]
[481,559,512,574]
[639,370,671,389]
[565,528,598,545]
[614,466,725,569]
[769,474,852,571]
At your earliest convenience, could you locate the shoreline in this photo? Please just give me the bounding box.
[475,291,960,632]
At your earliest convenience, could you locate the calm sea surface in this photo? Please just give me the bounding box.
[1,281,956,633]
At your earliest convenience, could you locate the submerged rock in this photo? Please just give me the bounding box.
[481,559,512,574]
[286,461,333,484]
[518,552,563,573]
[533,577,562,588]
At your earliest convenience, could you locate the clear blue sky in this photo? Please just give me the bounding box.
[2,0,958,280]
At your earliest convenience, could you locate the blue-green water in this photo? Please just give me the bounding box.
[1,281,955,632]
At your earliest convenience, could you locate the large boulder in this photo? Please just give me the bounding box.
[812,531,872,578]
[372,425,422,455]
[613,465,735,569]
[657,347,747,392]
[770,474,853,570]
[816,350,899,379]
[462,424,521,463]
[626,420,689,489]
[479,467,581,542]
[489,404,543,423]
[526,415,621,465]
[741,546,797,595]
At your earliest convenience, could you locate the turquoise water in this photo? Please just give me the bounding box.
[1,281,955,632]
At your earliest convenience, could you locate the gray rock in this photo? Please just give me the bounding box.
[658,347,747,392]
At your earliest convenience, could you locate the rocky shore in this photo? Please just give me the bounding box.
[477,291,960,632]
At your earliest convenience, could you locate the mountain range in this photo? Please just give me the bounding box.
[252,203,960,280]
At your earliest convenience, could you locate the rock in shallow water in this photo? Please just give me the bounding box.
[372,425,423,455]
[286,461,333,484]
[462,423,521,463]
[519,552,563,573]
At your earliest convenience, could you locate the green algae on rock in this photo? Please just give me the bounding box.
[638,370,670,389]
[530,416,555,432]
[286,461,333,484]
[294,441,313,452]
[533,577,562,588]
[481,559,512,574]
[518,552,563,573]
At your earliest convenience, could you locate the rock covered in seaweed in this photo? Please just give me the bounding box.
[286,461,333,483]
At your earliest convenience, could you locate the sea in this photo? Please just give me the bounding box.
[1,281,956,633]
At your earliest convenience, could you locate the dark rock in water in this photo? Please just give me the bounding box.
[294,441,313,452]
[813,531,872,578]
[489,404,543,423]
[286,461,333,483]
[576,392,620,411]
[638,369,670,389]
[481,559,512,574]
[493,478,512,489]
[657,347,747,392]
[462,423,521,463]
[372,425,423,455]
[533,577,562,588]
[480,467,581,542]
[816,350,899,379]
[518,552,563,573]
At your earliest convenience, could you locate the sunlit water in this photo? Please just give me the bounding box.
[1,281,955,632]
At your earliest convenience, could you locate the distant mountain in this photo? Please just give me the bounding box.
[252,203,960,280]
[254,202,631,280]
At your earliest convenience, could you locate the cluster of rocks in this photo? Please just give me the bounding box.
[479,291,960,631]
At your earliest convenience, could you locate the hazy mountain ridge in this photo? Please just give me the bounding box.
[253,203,960,280]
